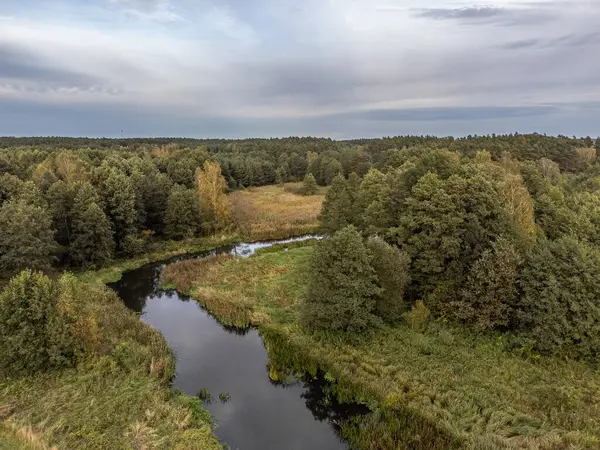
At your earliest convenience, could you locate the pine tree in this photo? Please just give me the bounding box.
[319,173,351,233]
[102,170,136,249]
[165,184,202,240]
[70,185,114,267]
[302,226,381,332]
[302,173,318,195]
[45,180,75,247]
[0,199,56,275]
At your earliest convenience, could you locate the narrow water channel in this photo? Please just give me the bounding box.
[108,236,368,450]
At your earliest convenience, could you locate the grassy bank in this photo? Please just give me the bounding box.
[162,246,600,449]
[0,279,222,450]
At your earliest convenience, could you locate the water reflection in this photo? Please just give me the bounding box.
[108,236,368,450]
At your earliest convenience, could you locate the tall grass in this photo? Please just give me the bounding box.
[229,184,326,240]
[163,246,600,449]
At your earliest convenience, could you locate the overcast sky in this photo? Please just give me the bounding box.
[1,0,599,138]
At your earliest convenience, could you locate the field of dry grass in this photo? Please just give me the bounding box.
[228,184,326,240]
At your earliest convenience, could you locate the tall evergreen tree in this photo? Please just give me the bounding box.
[165,184,202,240]
[102,170,136,249]
[302,226,381,333]
[0,199,56,275]
[70,184,114,267]
[45,180,75,247]
[319,173,351,233]
[302,173,318,195]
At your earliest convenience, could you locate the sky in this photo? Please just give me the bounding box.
[0,0,599,138]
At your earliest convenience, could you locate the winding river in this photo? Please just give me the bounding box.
[108,236,368,450]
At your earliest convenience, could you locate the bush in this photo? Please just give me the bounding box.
[302,226,381,333]
[404,300,430,333]
[0,270,75,376]
[366,236,411,323]
[517,237,600,359]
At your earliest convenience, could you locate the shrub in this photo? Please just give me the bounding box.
[517,237,600,358]
[0,270,75,376]
[366,236,411,323]
[302,226,381,333]
[404,301,430,333]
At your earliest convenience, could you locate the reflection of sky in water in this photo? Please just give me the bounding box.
[110,235,368,450]
[141,293,348,450]
[232,235,323,258]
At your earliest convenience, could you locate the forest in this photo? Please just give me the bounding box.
[1,133,600,449]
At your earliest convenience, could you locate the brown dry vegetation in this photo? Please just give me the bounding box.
[229,184,326,240]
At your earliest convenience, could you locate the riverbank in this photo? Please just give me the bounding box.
[0,277,222,450]
[162,245,600,449]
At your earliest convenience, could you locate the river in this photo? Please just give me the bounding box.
[108,236,368,450]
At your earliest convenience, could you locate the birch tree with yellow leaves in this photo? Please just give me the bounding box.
[196,161,230,233]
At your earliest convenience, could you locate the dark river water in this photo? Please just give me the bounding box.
[108,236,369,450]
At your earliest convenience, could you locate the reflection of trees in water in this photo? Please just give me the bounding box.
[300,370,370,429]
[267,364,370,436]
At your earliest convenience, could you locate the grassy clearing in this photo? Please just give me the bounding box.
[0,279,222,450]
[163,246,600,449]
[229,184,326,240]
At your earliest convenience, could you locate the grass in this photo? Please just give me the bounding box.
[163,246,600,450]
[0,279,222,450]
[229,184,326,240]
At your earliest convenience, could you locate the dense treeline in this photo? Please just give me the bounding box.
[0,133,597,276]
[308,142,600,361]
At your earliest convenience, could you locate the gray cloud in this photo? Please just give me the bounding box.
[502,31,600,50]
[416,6,505,20]
[0,44,100,88]
[414,5,557,26]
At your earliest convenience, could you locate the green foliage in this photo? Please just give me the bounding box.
[319,173,351,233]
[366,236,411,323]
[517,237,600,359]
[165,184,202,240]
[0,270,75,376]
[356,168,389,233]
[302,226,381,332]
[0,199,56,275]
[404,300,430,333]
[396,171,507,307]
[121,233,144,257]
[101,170,136,250]
[301,173,318,195]
[70,184,114,267]
[453,237,522,329]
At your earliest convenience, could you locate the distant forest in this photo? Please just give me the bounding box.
[0,133,598,274]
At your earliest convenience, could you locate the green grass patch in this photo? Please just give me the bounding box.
[163,246,600,449]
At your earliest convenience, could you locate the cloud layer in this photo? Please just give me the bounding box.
[0,0,599,137]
